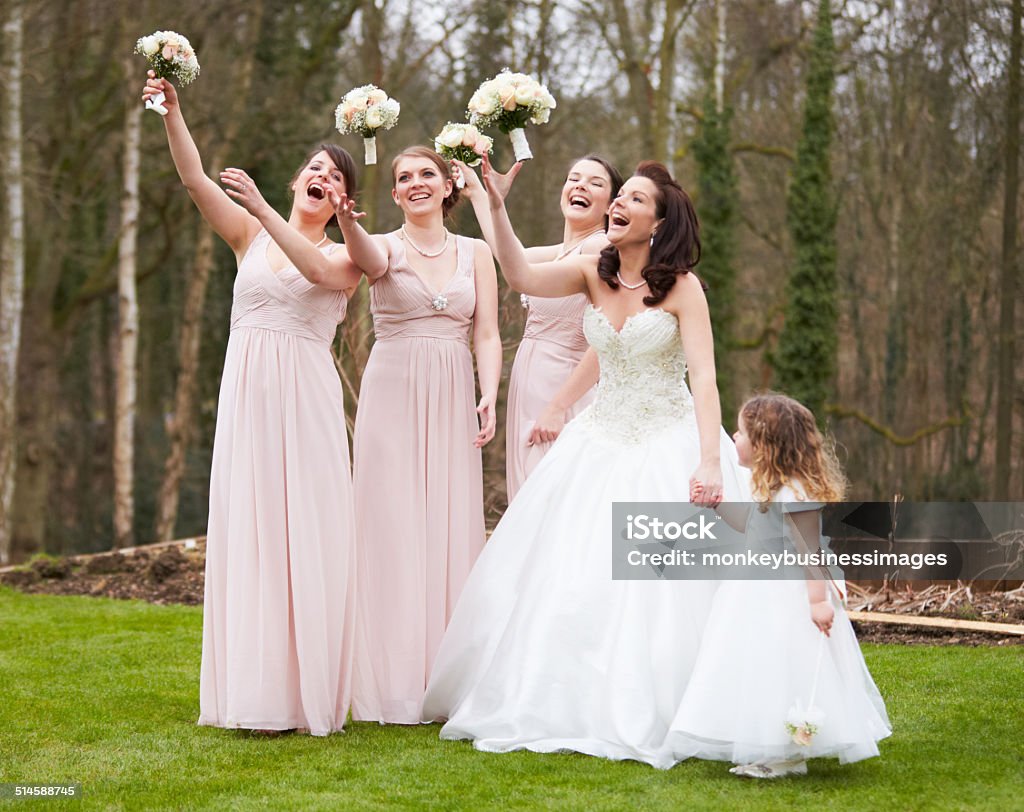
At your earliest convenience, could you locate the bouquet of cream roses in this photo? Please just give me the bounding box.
[334,85,401,165]
[134,30,200,116]
[467,70,556,161]
[433,122,493,188]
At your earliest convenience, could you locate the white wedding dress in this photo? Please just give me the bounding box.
[422,305,749,769]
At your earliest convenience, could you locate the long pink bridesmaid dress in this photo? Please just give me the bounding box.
[198,228,356,737]
[506,289,596,500]
[351,232,486,724]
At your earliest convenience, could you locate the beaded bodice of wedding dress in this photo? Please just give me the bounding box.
[576,305,695,444]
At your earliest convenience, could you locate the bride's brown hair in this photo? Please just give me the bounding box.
[740,393,847,507]
[597,161,703,306]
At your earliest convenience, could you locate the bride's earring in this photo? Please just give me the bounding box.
[650,231,657,247]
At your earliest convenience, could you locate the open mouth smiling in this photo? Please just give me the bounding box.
[307,183,326,200]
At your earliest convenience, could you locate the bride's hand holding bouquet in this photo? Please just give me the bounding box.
[468,70,556,162]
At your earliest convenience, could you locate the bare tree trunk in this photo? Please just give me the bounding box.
[153,225,214,541]
[653,0,686,166]
[715,0,726,114]
[113,57,142,549]
[155,3,264,541]
[995,0,1021,500]
[0,0,25,565]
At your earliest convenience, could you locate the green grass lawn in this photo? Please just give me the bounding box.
[1,587,1022,811]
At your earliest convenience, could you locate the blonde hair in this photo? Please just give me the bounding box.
[740,393,847,507]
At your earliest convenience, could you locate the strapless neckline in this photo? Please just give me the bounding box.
[587,305,673,336]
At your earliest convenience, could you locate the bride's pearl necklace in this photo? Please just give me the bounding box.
[402,225,450,258]
[616,271,647,290]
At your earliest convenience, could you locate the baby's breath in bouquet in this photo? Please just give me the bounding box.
[335,85,401,165]
[467,70,556,162]
[433,122,493,188]
[134,30,200,116]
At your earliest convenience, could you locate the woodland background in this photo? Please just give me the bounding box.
[0,0,1020,563]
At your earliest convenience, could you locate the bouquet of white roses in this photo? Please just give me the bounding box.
[334,85,400,165]
[467,70,556,162]
[134,30,200,116]
[433,122,493,188]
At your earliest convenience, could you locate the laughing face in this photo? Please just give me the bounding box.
[392,155,452,215]
[605,176,662,248]
[291,150,347,216]
[560,159,614,229]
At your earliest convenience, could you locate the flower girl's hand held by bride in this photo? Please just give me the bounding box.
[475,394,496,448]
[142,70,179,113]
[220,168,271,217]
[810,600,834,637]
[689,461,723,507]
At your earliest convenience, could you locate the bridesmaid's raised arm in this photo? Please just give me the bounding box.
[465,156,590,299]
[143,72,257,255]
[219,167,362,291]
[457,158,523,249]
[330,190,390,282]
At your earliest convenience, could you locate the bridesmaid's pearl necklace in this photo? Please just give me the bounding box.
[402,225,450,258]
[616,271,647,290]
[313,234,329,248]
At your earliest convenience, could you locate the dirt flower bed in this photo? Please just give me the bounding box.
[0,541,206,606]
[2,544,1022,645]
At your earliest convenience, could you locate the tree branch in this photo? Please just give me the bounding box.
[826,404,972,447]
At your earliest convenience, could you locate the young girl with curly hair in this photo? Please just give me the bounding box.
[670,393,891,777]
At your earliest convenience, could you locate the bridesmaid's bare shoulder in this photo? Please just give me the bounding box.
[470,237,497,271]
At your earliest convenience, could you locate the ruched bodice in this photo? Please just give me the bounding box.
[231,229,347,344]
[521,293,589,352]
[369,232,475,343]
[576,305,694,443]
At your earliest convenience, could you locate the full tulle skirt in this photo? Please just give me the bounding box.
[665,579,891,765]
[423,410,747,768]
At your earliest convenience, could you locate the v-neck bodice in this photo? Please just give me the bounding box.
[369,231,477,343]
[230,229,347,344]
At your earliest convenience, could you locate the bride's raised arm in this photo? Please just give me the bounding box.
[464,155,590,299]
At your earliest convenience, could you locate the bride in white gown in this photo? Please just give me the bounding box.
[421,158,749,768]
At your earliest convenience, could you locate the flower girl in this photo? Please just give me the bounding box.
[668,393,891,777]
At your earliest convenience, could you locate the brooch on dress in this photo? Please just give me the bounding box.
[520,293,530,309]
[431,293,449,311]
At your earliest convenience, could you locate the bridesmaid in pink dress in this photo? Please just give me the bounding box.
[144,74,376,736]
[341,146,502,724]
[462,156,623,499]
